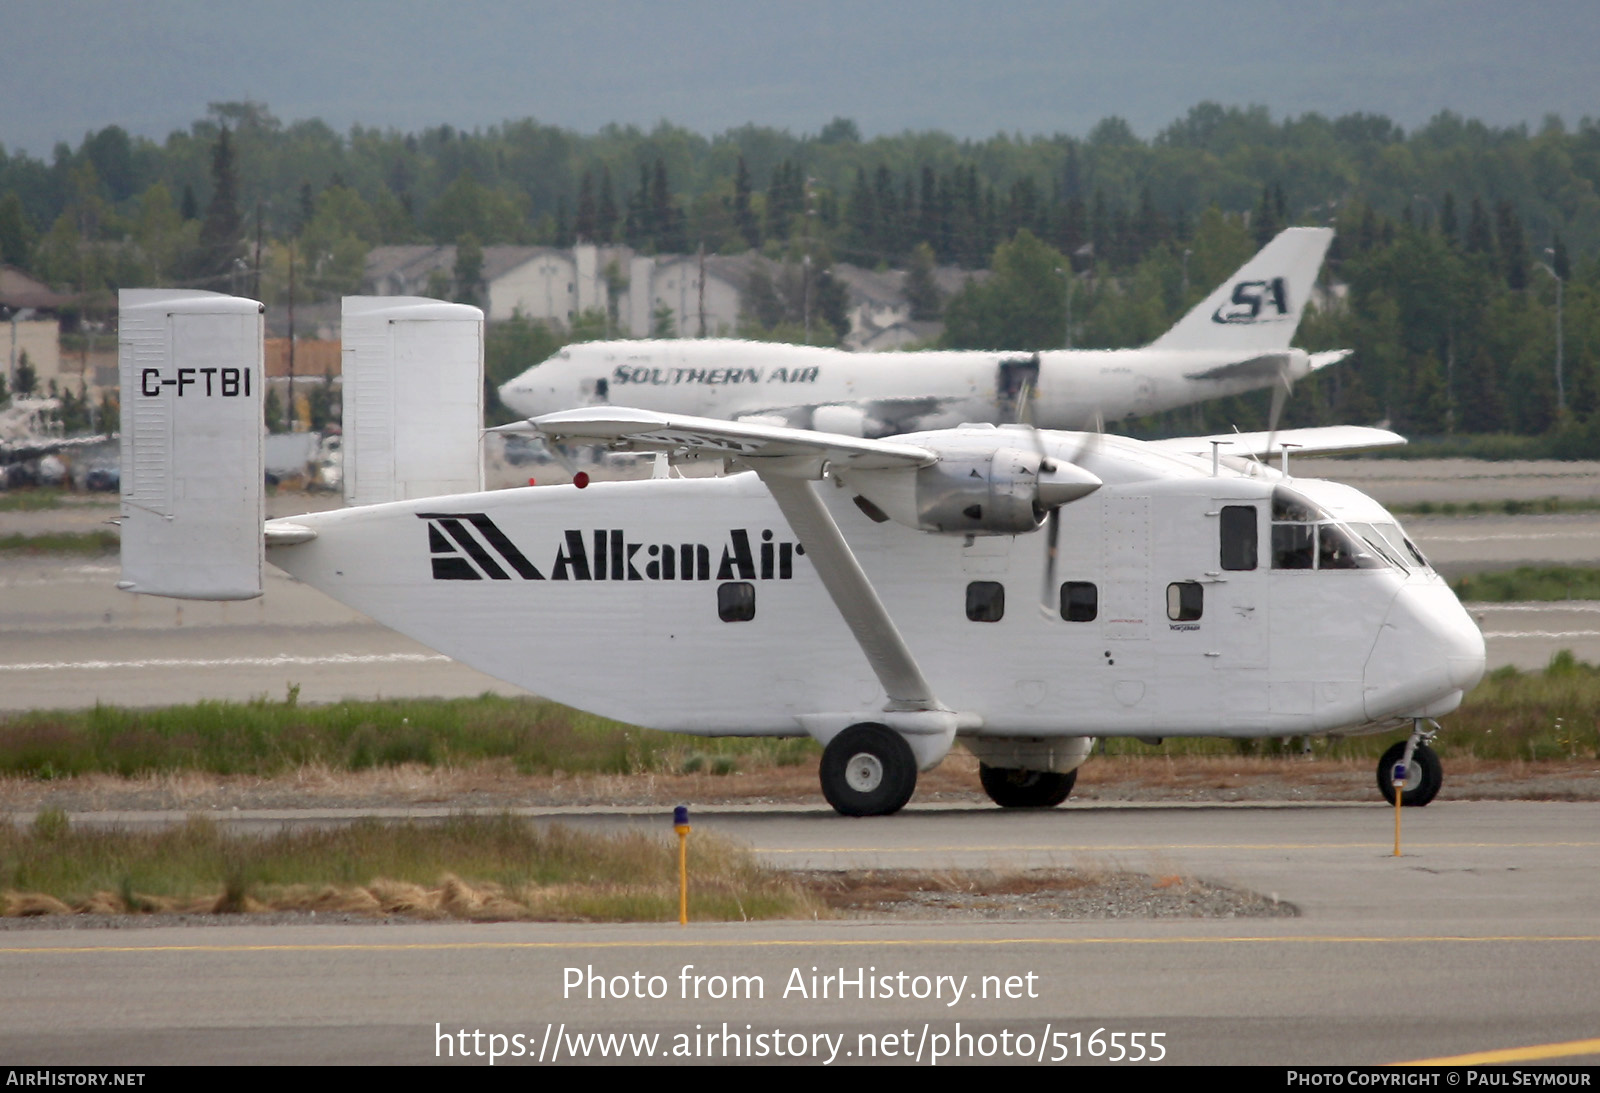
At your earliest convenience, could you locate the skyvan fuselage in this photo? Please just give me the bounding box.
[264,430,1484,742]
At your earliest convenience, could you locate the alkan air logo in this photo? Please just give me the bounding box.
[419,512,805,582]
[1213,277,1291,324]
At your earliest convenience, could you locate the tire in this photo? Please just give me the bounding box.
[1376,741,1442,807]
[979,763,1078,808]
[819,724,918,817]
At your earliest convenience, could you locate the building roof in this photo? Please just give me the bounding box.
[0,266,76,312]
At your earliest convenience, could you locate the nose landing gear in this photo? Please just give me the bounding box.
[1377,719,1442,807]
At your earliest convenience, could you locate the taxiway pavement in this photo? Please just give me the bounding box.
[1,801,1596,1066]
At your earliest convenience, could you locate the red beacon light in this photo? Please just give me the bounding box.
[573,471,590,489]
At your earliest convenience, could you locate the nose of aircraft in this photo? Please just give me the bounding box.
[1363,582,1487,721]
[498,372,554,418]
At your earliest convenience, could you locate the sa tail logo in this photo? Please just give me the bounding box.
[1213,278,1290,324]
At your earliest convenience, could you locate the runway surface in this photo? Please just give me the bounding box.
[2,801,1597,1066]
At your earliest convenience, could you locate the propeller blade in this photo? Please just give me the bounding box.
[1014,379,1035,427]
[1067,407,1104,467]
[1039,506,1061,617]
[1261,361,1294,467]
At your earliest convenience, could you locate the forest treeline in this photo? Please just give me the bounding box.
[1,101,1597,449]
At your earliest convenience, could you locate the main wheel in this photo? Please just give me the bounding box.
[1376,741,1442,806]
[819,724,918,816]
[979,763,1078,808]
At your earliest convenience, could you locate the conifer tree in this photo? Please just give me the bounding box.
[197,126,243,281]
[596,166,619,243]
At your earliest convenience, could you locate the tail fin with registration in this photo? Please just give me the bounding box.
[117,289,265,600]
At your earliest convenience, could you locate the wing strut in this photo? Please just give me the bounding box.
[758,472,943,713]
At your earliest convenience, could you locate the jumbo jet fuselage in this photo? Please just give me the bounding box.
[500,339,1329,437]
[497,226,1347,436]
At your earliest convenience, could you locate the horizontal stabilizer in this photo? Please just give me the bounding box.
[1151,425,1406,460]
[342,297,484,506]
[117,289,265,600]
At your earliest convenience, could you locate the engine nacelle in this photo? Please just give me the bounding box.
[811,403,886,437]
[843,444,1100,536]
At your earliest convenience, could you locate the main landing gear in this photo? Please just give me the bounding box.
[979,764,1077,808]
[819,723,919,817]
[1376,719,1443,807]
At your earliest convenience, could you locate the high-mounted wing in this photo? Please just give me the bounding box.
[500,406,938,476]
[1150,425,1405,461]
[505,406,974,747]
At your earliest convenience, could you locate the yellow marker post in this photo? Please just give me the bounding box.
[673,805,690,925]
[1392,760,1407,856]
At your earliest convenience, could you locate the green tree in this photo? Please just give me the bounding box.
[651,301,677,338]
[903,242,943,320]
[453,233,485,306]
[733,155,760,250]
[941,230,1069,350]
[13,351,36,396]
[0,192,32,267]
[196,126,243,282]
[422,171,526,244]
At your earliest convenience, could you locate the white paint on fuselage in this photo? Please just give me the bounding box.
[498,340,1313,436]
[265,442,1483,744]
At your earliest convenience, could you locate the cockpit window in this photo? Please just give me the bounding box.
[1271,486,1325,523]
[1271,524,1315,569]
[1317,524,1383,569]
[1347,522,1409,568]
[1271,492,1386,572]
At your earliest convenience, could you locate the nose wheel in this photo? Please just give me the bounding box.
[1377,721,1443,806]
[820,723,918,816]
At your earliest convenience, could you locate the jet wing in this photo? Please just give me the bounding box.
[506,406,938,474]
[1150,425,1406,460]
[0,433,115,464]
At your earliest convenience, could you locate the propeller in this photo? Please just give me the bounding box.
[1261,357,1295,468]
[1006,378,1106,617]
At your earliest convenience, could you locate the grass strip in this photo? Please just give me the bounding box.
[1392,497,1600,517]
[0,530,119,554]
[0,811,819,922]
[0,692,818,780]
[3,647,1598,780]
[0,489,69,512]
[1451,566,1600,602]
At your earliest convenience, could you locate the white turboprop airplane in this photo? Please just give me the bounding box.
[117,290,1485,817]
[498,227,1351,437]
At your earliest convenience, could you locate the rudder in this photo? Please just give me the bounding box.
[117,289,265,600]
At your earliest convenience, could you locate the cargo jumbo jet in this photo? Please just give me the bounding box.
[499,227,1350,437]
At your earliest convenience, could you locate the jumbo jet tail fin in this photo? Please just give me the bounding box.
[117,289,265,600]
[341,296,484,507]
[1149,226,1333,353]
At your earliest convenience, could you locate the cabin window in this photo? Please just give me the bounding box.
[1166,581,1203,621]
[717,582,755,622]
[966,581,1005,622]
[1220,505,1258,570]
[1059,581,1098,622]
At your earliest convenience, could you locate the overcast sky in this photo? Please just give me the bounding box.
[5,0,1595,156]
